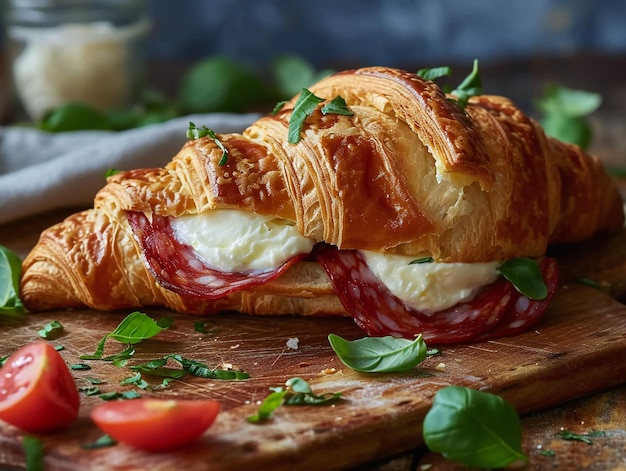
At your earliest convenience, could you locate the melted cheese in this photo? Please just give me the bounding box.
[171,209,315,272]
[361,250,500,314]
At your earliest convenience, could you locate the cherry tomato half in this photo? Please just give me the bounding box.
[0,342,80,433]
[91,398,221,452]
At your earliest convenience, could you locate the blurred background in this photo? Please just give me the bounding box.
[145,0,626,69]
[1,0,625,160]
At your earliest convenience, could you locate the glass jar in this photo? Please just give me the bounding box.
[2,0,149,121]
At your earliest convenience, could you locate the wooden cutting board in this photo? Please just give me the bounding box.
[1,279,626,470]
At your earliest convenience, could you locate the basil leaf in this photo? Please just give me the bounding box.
[177,56,271,113]
[416,66,452,81]
[38,102,113,132]
[288,88,324,144]
[0,245,25,315]
[38,320,64,339]
[423,386,527,468]
[535,84,600,150]
[22,435,44,471]
[540,113,592,150]
[328,334,427,373]
[107,312,164,344]
[321,96,354,116]
[186,122,228,165]
[498,258,547,300]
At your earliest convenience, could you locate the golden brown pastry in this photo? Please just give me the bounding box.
[20,66,624,344]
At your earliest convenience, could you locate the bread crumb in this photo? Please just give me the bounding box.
[435,363,446,371]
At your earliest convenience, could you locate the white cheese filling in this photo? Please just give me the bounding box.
[171,209,315,273]
[361,250,501,314]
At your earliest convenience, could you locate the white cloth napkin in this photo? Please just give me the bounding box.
[0,113,259,224]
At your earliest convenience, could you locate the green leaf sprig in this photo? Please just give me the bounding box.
[288,88,324,144]
[287,90,354,144]
[0,245,25,316]
[80,312,166,360]
[186,122,229,165]
[535,84,601,150]
[423,386,527,468]
[417,60,482,109]
[449,59,482,108]
[328,334,427,373]
[498,258,548,300]
[247,377,342,423]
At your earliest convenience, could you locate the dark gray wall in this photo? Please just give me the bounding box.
[146,0,626,69]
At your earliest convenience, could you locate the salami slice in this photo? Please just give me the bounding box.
[126,211,305,298]
[313,243,559,344]
[473,257,559,342]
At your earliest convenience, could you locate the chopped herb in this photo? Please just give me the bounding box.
[498,258,548,300]
[409,257,434,264]
[98,390,142,401]
[426,348,441,356]
[247,389,286,423]
[81,434,118,450]
[85,377,104,385]
[80,312,165,360]
[247,377,341,423]
[328,334,427,373]
[22,435,44,471]
[418,61,482,109]
[194,321,208,333]
[576,277,608,292]
[321,96,354,116]
[557,429,606,444]
[156,316,174,329]
[38,321,64,339]
[53,345,65,351]
[0,245,25,316]
[0,355,8,367]
[423,386,527,468]
[120,372,150,390]
[539,449,556,457]
[70,363,92,371]
[186,122,229,165]
[78,386,102,396]
[104,168,120,179]
[288,88,324,144]
[167,354,250,380]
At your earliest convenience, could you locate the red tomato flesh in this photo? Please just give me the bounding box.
[91,398,221,452]
[0,342,80,433]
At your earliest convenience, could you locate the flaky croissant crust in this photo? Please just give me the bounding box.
[20,66,624,313]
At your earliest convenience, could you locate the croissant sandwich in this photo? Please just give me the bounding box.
[20,65,624,344]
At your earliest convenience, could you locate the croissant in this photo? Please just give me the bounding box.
[20,66,624,344]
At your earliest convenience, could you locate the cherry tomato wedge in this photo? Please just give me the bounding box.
[0,341,80,433]
[91,398,221,452]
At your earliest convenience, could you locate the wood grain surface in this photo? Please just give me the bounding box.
[1,210,626,470]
